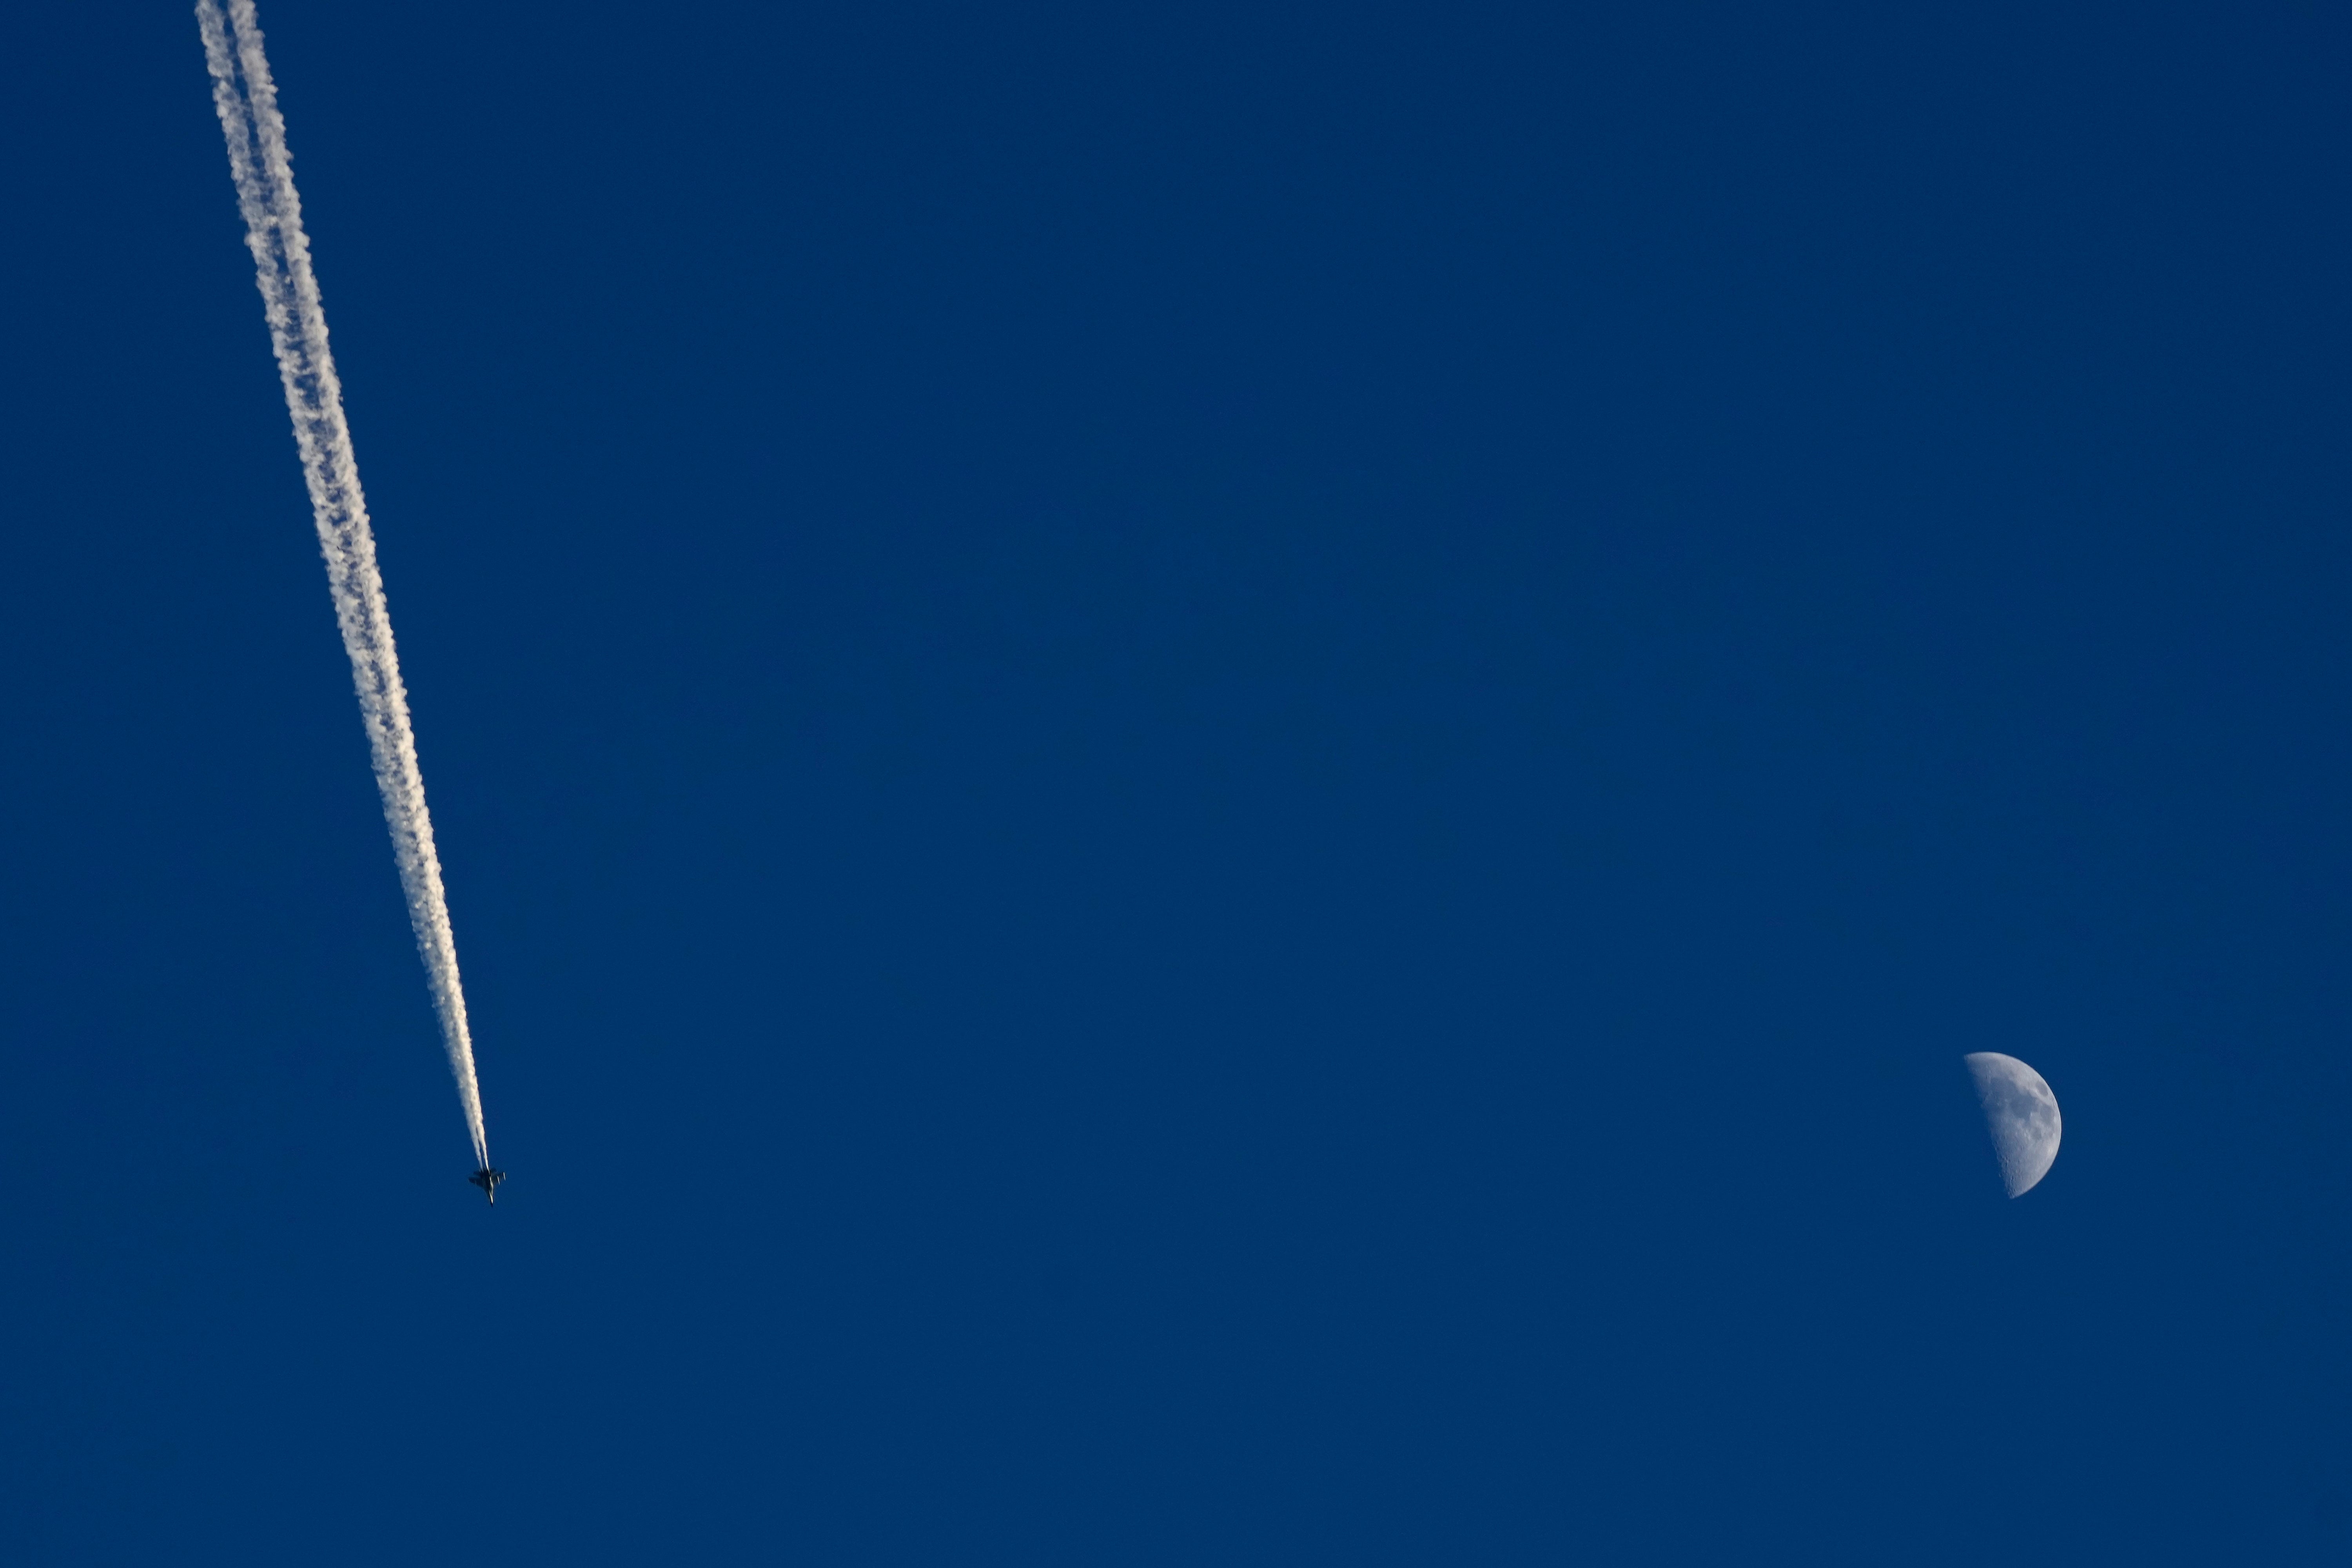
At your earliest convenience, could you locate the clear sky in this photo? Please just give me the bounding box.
[4,2,2350,1561]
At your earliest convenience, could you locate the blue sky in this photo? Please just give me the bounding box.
[4,2,2351,1561]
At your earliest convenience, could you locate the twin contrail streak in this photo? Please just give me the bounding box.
[198,0,491,1171]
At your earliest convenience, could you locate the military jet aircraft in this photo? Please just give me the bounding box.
[468,1167,508,1205]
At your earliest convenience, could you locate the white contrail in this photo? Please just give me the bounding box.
[198,0,490,1171]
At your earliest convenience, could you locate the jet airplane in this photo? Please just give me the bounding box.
[468,1167,508,1205]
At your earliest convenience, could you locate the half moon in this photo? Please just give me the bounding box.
[1963,1052,2061,1198]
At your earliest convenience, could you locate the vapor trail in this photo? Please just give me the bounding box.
[198,0,490,1170]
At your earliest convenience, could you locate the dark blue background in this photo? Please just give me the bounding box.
[4,2,2349,1559]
